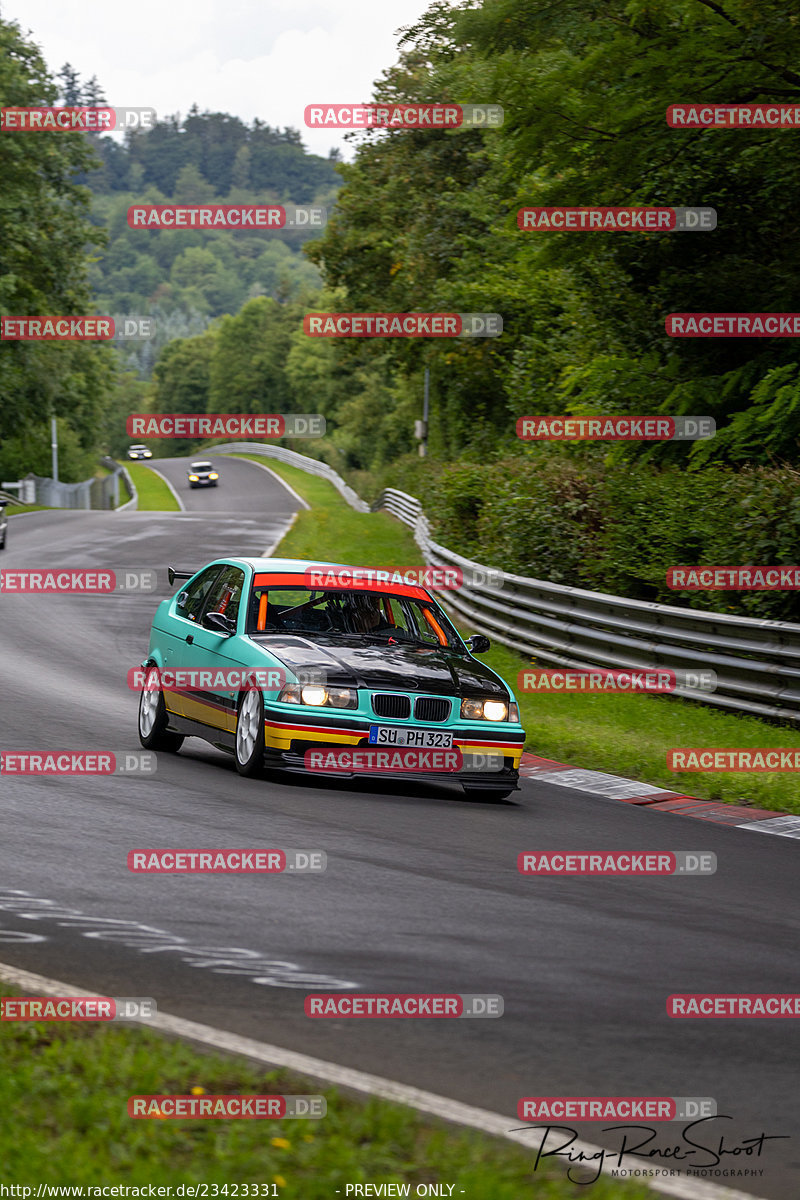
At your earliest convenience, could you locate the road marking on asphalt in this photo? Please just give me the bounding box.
[0,960,770,1200]
[740,815,800,839]
[0,889,356,990]
[262,512,298,555]
[223,453,311,510]
[530,767,678,800]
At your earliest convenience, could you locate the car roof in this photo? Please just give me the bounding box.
[206,557,436,602]
[191,460,213,466]
[215,556,400,572]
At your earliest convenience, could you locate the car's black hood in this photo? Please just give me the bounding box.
[249,634,508,698]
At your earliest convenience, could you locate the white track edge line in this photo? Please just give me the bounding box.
[0,961,767,1200]
[220,453,311,510]
[262,512,298,556]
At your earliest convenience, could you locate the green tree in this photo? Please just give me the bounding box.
[208,297,295,415]
[0,18,113,455]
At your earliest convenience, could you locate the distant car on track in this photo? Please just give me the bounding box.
[0,500,7,550]
[187,461,219,488]
[127,444,152,460]
[137,557,526,799]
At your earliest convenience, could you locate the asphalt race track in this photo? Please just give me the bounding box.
[2,454,799,1199]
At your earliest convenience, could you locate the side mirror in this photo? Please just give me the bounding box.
[203,611,236,636]
[467,634,491,654]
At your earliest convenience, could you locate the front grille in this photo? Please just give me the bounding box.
[414,696,451,722]
[372,693,411,719]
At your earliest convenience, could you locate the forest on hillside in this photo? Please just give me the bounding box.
[4,1,800,617]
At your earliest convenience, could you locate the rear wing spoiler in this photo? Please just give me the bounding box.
[168,567,194,587]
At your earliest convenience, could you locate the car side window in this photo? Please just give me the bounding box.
[175,566,224,623]
[203,566,246,629]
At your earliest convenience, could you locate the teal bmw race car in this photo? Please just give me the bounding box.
[137,557,526,799]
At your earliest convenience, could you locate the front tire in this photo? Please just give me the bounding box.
[138,664,184,752]
[235,686,266,777]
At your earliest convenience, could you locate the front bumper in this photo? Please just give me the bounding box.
[260,706,524,787]
[264,746,520,790]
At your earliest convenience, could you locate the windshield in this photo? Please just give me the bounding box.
[191,462,212,470]
[247,584,463,649]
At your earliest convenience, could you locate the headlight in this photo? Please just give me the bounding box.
[278,684,357,710]
[461,697,508,722]
[144,451,152,457]
[208,472,219,479]
[188,474,199,481]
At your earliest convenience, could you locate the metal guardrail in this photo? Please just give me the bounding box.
[23,459,136,511]
[371,488,422,527]
[218,450,800,725]
[99,457,137,511]
[368,490,800,720]
[25,473,93,509]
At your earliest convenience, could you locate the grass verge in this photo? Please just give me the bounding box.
[123,462,180,512]
[5,504,52,515]
[0,985,653,1198]
[234,452,800,813]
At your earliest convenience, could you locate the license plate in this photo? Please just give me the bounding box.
[368,726,453,748]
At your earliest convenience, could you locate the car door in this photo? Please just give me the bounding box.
[166,564,227,717]
[177,564,248,734]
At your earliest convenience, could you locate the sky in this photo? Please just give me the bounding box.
[1,0,448,159]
